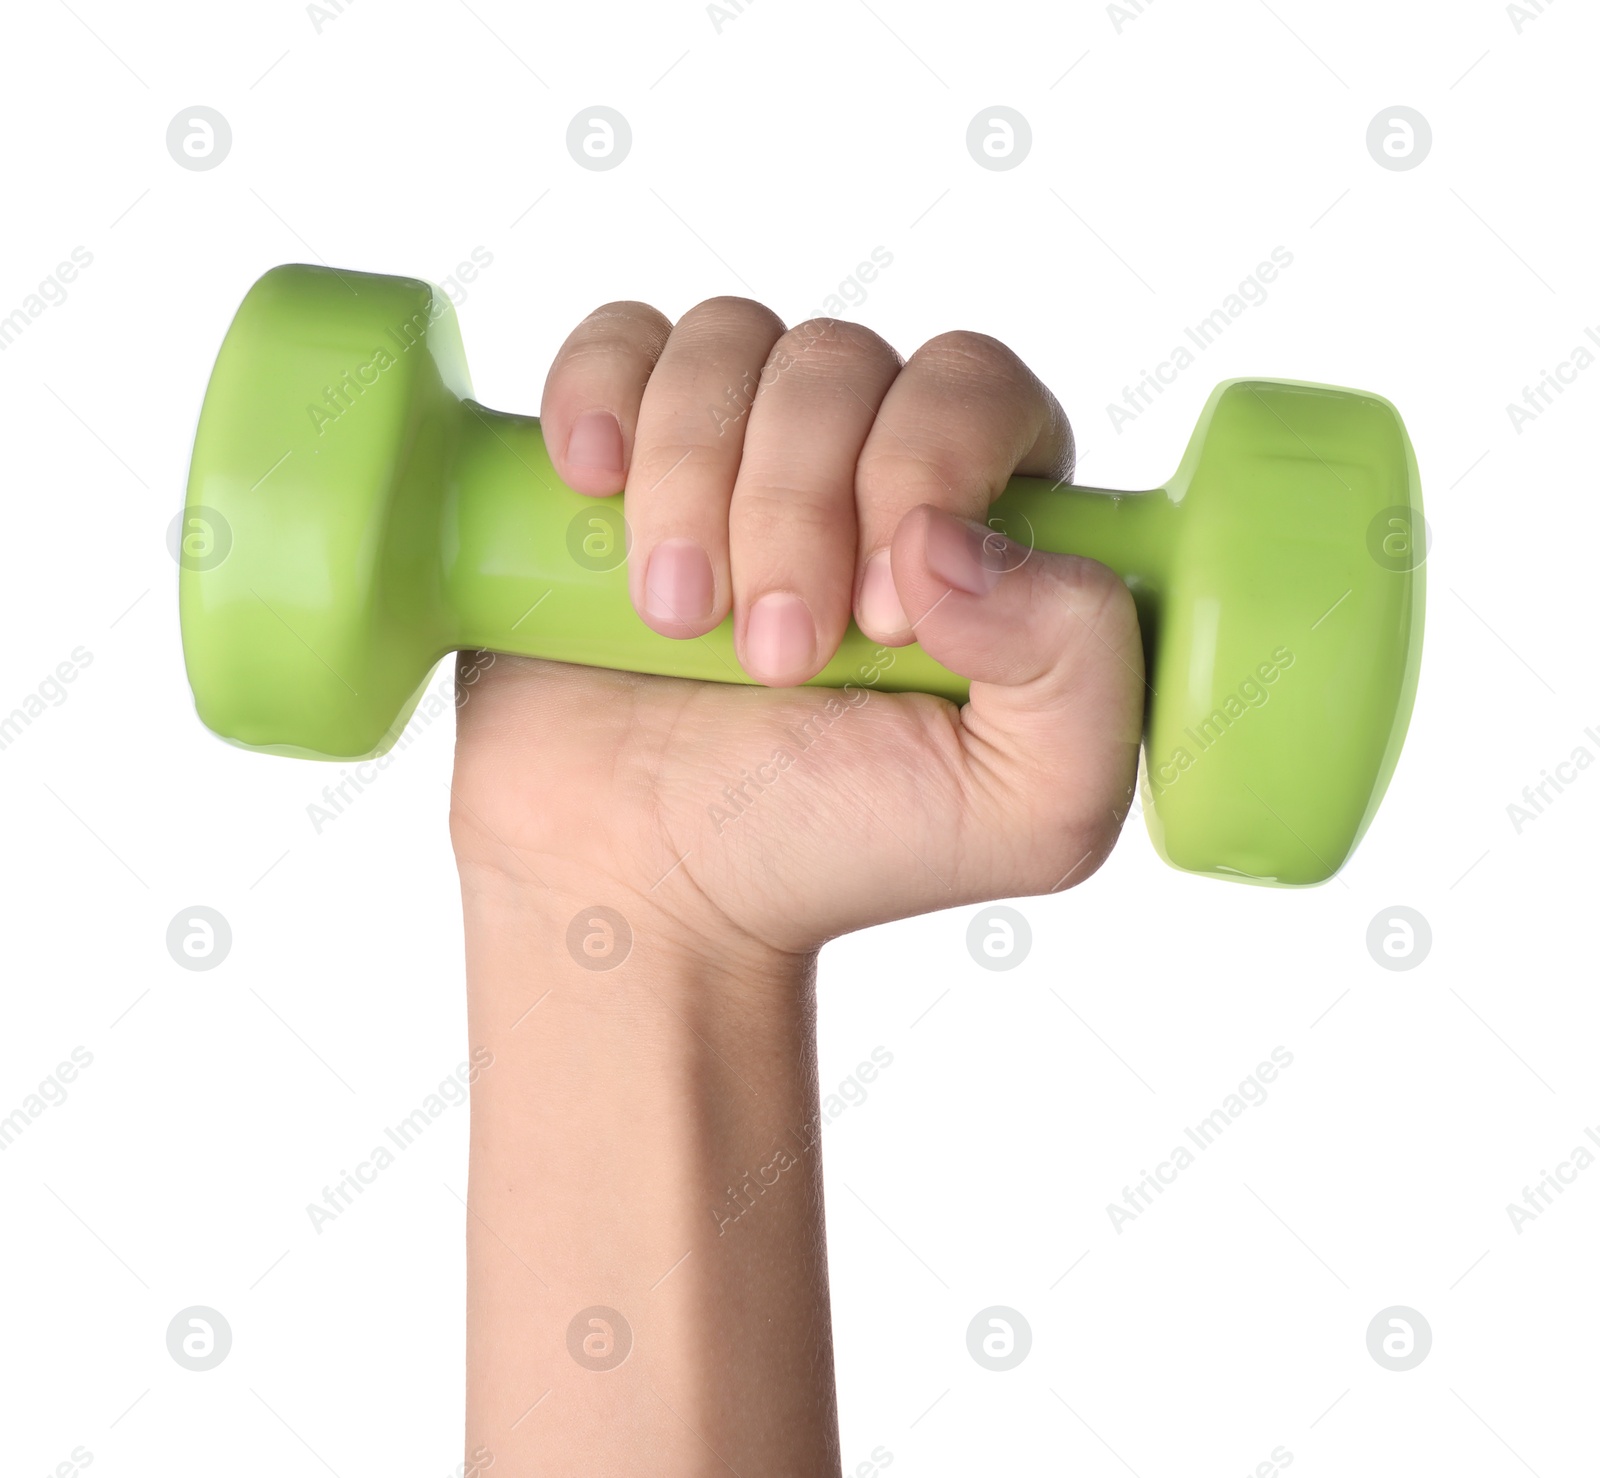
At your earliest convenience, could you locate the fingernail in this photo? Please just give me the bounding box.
[925,512,1003,596]
[857,549,908,637]
[744,593,816,683]
[643,539,715,627]
[566,410,624,476]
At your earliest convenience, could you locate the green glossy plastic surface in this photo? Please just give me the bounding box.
[182,265,1425,885]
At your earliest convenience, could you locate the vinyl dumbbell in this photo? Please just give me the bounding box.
[180,264,1426,886]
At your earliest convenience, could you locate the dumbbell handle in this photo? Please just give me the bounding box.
[447,403,1173,700]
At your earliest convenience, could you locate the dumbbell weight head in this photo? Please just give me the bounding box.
[1092,378,1426,885]
[181,265,470,758]
[181,265,1424,885]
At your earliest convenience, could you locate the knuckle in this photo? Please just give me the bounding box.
[755,320,900,408]
[1002,771,1131,899]
[993,816,1114,902]
[733,478,841,518]
[855,442,968,507]
[631,440,715,482]
[1038,400,1076,479]
[731,484,844,545]
[566,300,672,354]
[588,298,671,329]
[856,447,923,502]
[1049,816,1122,893]
[674,295,785,342]
[1054,554,1137,635]
[787,315,847,344]
[772,317,897,373]
[910,329,1025,384]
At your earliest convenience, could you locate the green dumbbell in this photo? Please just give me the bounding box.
[180,264,1425,886]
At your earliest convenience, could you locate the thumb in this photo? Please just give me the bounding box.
[889,504,1147,890]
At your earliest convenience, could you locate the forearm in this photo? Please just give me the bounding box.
[459,865,841,1476]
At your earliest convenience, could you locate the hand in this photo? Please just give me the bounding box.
[451,300,1145,1474]
[449,297,1145,955]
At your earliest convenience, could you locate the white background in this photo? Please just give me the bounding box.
[2,1,1597,1474]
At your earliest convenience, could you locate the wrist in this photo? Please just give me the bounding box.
[456,856,839,1475]
[456,854,811,996]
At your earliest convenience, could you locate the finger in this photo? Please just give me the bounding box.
[854,331,1073,645]
[626,297,786,639]
[540,301,673,496]
[728,319,902,685]
[890,505,1144,893]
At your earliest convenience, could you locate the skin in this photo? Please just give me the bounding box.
[451,298,1145,1475]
